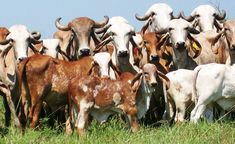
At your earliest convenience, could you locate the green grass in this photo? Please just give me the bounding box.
[0,98,235,144]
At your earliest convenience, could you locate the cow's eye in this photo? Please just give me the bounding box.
[225,28,230,31]
[195,14,200,18]
[169,27,173,31]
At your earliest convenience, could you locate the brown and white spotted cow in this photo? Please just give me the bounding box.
[67,63,169,136]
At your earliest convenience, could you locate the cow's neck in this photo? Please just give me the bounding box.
[112,48,137,74]
[136,76,153,119]
[172,47,197,70]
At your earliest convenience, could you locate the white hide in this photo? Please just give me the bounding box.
[41,39,60,58]
[191,5,222,32]
[7,25,31,61]
[145,3,173,32]
[93,52,112,78]
[191,63,235,123]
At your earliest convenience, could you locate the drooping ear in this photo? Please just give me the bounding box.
[210,29,225,49]
[131,37,143,67]
[156,33,170,51]
[157,70,170,90]
[140,19,152,35]
[87,61,98,76]
[131,72,142,91]
[188,34,202,58]
[29,43,40,54]
[109,61,121,79]
[1,44,12,67]
[93,36,112,53]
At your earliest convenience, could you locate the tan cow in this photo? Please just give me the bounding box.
[17,52,117,129]
[53,16,109,60]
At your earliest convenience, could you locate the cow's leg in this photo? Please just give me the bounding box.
[76,99,93,136]
[2,93,11,127]
[175,101,186,122]
[126,107,139,133]
[1,87,21,128]
[30,102,42,128]
[190,102,207,123]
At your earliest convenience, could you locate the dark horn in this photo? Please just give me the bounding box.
[171,12,181,19]
[94,16,109,28]
[215,10,226,20]
[31,31,41,40]
[135,12,154,21]
[180,11,195,22]
[55,17,70,31]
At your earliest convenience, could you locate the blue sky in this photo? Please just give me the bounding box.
[0,0,234,38]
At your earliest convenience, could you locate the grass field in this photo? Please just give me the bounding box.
[0,98,235,144]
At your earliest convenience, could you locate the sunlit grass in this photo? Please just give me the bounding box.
[0,98,235,144]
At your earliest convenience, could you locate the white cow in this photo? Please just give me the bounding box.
[100,16,139,74]
[163,69,196,122]
[181,5,226,32]
[135,3,179,34]
[191,63,235,123]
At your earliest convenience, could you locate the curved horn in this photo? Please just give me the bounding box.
[95,24,111,34]
[135,12,154,21]
[30,34,42,44]
[55,17,70,31]
[180,11,195,22]
[0,39,12,45]
[31,31,41,40]
[94,16,109,28]
[215,10,226,20]
[171,12,181,19]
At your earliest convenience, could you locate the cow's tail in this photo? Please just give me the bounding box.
[16,57,30,124]
[192,66,202,104]
[163,81,176,125]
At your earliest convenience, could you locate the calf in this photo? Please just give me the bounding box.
[163,69,196,122]
[190,63,235,123]
[17,52,115,128]
[68,63,169,136]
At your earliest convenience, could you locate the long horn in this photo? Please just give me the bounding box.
[30,35,42,44]
[135,12,154,21]
[215,10,226,20]
[0,39,12,45]
[95,24,111,34]
[94,16,109,28]
[55,17,70,31]
[180,11,195,22]
[31,31,41,40]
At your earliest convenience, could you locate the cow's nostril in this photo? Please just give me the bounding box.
[176,42,185,49]
[150,55,159,61]
[18,57,27,62]
[118,50,128,57]
[80,49,90,56]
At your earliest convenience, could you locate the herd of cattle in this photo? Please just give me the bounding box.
[0,3,235,136]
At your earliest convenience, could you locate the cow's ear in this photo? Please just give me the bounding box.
[157,70,170,90]
[188,34,202,58]
[131,72,142,92]
[87,61,98,76]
